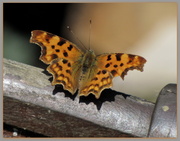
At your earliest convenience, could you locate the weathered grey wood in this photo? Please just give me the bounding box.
[4,96,133,137]
[3,58,155,137]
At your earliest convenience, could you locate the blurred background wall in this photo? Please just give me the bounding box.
[3,3,177,102]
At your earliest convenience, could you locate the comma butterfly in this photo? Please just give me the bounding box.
[30,30,146,99]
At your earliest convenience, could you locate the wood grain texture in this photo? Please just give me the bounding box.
[4,97,134,137]
[3,58,154,137]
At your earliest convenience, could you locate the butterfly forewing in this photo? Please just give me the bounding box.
[97,53,146,79]
[30,30,83,64]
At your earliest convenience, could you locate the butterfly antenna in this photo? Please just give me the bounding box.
[67,26,86,50]
[88,19,92,50]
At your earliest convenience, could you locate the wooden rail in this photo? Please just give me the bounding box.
[3,58,167,137]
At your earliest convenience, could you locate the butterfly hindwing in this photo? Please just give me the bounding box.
[79,68,113,99]
[47,58,81,94]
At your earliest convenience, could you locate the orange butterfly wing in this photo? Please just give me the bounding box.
[30,30,83,64]
[30,30,146,99]
[79,53,146,98]
[30,30,83,94]
[97,53,146,79]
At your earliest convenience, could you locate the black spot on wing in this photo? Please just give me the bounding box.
[45,39,50,43]
[62,59,68,64]
[127,55,135,64]
[67,63,71,67]
[51,45,55,49]
[55,49,60,52]
[116,53,122,61]
[51,60,63,71]
[105,63,110,68]
[97,71,101,75]
[58,65,63,71]
[111,70,117,76]
[128,60,133,64]
[63,50,68,57]
[120,63,124,67]
[45,33,55,43]
[67,45,73,51]
[66,70,71,74]
[102,70,107,74]
[128,54,135,59]
[95,84,99,87]
[51,54,58,60]
[58,38,66,46]
[107,55,111,61]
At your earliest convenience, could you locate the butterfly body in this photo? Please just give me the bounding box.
[30,30,146,99]
[80,50,96,80]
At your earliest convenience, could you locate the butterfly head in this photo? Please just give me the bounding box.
[85,48,96,56]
